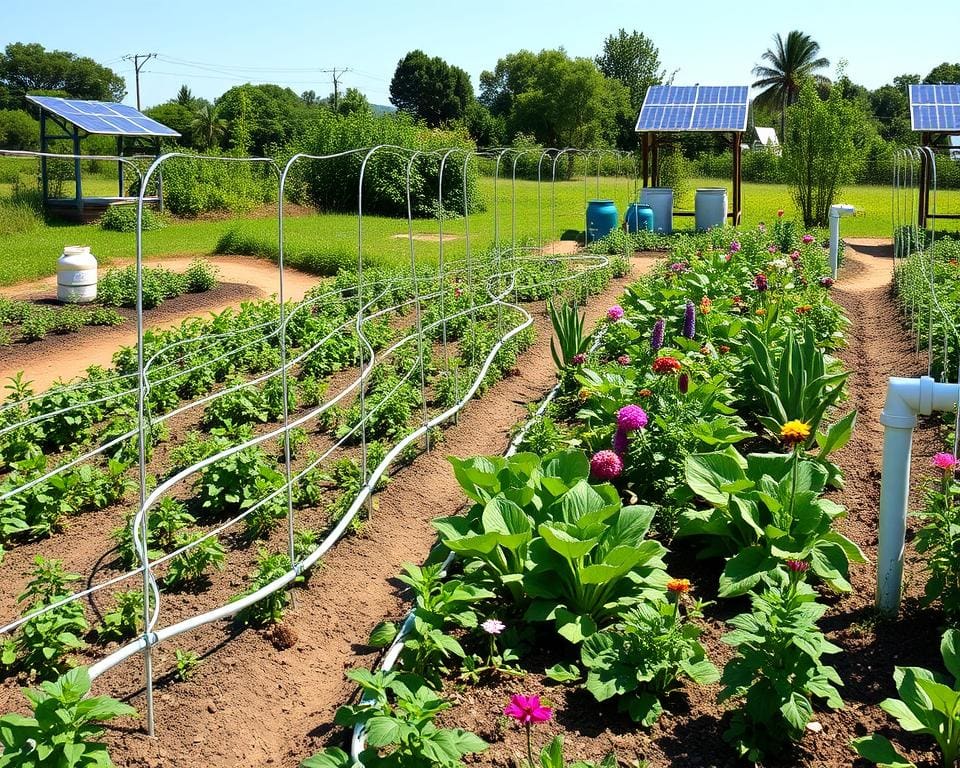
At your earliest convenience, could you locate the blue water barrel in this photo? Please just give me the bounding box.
[625,203,654,233]
[586,199,618,243]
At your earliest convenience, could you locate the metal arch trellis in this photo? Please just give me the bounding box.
[0,145,616,740]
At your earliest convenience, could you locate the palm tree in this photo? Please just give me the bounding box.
[752,30,831,140]
[190,104,226,151]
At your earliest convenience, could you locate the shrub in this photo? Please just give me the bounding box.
[98,204,165,232]
[182,258,219,292]
[158,151,276,216]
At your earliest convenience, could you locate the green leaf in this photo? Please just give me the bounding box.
[554,608,596,644]
[816,409,857,458]
[685,450,749,506]
[300,747,357,768]
[367,621,397,649]
[545,663,581,683]
[850,734,916,768]
[538,524,597,560]
[718,547,777,597]
[942,630,960,683]
[364,715,402,747]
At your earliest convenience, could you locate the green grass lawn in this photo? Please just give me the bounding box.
[1,173,957,287]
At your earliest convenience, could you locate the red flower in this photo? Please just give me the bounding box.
[652,356,682,375]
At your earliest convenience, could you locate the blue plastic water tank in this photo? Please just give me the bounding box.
[586,199,618,243]
[625,203,655,233]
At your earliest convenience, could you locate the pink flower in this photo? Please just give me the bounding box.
[819,276,835,288]
[785,559,810,573]
[767,245,778,254]
[616,404,648,432]
[933,453,959,470]
[790,250,801,262]
[504,694,553,725]
[802,234,815,244]
[728,241,741,253]
[481,618,506,635]
[570,353,586,366]
[454,287,463,298]
[590,450,623,480]
[607,305,625,322]
[617,354,631,366]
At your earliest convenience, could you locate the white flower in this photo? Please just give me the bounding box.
[767,258,790,270]
[481,618,506,635]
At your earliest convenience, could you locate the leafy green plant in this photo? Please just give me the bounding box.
[182,258,219,292]
[304,668,487,768]
[0,666,136,768]
[97,589,144,642]
[537,735,616,768]
[682,446,865,595]
[99,204,165,232]
[2,557,88,679]
[174,649,200,681]
[718,568,843,762]
[547,299,588,371]
[233,549,295,626]
[851,628,960,768]
[914,467,960,622]
[577,590,719,725]
[194,447,284,515]
[164,534,226,590]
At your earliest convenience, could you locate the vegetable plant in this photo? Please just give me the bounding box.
[0,666,136,768]
[548,299,588,371]
[98,589,144,642]
[852,628,960,768]
[233,549,296,626]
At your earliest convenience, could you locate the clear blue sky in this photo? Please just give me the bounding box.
[2,0,954,109]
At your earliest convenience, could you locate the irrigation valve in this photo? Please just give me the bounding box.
[829,204,855,279]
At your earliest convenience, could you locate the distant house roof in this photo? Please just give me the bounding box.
[26,95,180,137]
[754,127,779,146]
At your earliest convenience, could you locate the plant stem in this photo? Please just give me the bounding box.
[526,721,534,768]
[789,447,800,522]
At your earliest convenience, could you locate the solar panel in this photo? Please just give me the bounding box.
[909,84,960,131]
[26,95,180,137]
[635,85,749,132]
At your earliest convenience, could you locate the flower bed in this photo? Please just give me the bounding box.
[298,217,900,767]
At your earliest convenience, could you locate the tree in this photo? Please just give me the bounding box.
[389,50,473,127]
[0,109,38,149]
[595,29,665,113]
[782,79,866,226]
[191,103,226,151]
[214,83,309,154]
[175,85,194,108]
[924,63,960,84]
[335,87,370,116]
[300,90,319,107]
[751,31,831,139]
[480,49,630,149]
[145,103,194,146]
[0,43,125,106]
[869,83,912,144]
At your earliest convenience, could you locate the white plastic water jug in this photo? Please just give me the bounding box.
[57,246,98,304]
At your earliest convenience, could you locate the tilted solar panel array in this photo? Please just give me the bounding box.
[635,85,749,132]
[26,96,181,137]
[909,84,960,132]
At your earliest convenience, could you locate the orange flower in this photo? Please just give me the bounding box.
[719,344,731,354]
[638,388,653,397]
[700,345,711,355]
[667,578,691,594]
[755,308,767,316]
[795,305,812,315]
[699,296,712,315]
[653,356,682,375]
[577,388,591,401]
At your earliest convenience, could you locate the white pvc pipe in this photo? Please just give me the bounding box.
[877,375,960,614]
[829,203,855,279]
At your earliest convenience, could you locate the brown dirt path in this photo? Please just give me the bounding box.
[81,255,657,768]
[0,256,319,391]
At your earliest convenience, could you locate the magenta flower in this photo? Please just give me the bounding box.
[790,250,801,262]
[683,300,696,339]
[933,453,959,470]
[819,276,835,288]
[617,354,631,366]
[617,404,648,432]
[481,618,506,635]
[728,240,741,253]
[590,450,623,480]
[785,559,810,573]
[678,373,689,394]
[570,353,586,366]
[607,305,625,322]
[767,245,778,254]
[802,234,815,244]
[504,694,553,725]
[669,261,689,273]
[613,427,629,456]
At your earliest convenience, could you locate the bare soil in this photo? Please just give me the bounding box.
[0,256,320,390]
[0,257,657,768]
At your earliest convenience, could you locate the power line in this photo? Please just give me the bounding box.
[122,53,157,110]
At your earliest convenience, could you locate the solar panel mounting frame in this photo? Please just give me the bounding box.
[26,95,181,137]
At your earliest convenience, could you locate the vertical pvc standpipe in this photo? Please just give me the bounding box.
[828,204,854,279]
[277,156,297,569]
[877,376,960,614]
[437,148,463,422]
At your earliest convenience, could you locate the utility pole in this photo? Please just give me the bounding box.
[123,53,157,110]
[329,67,350,112]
